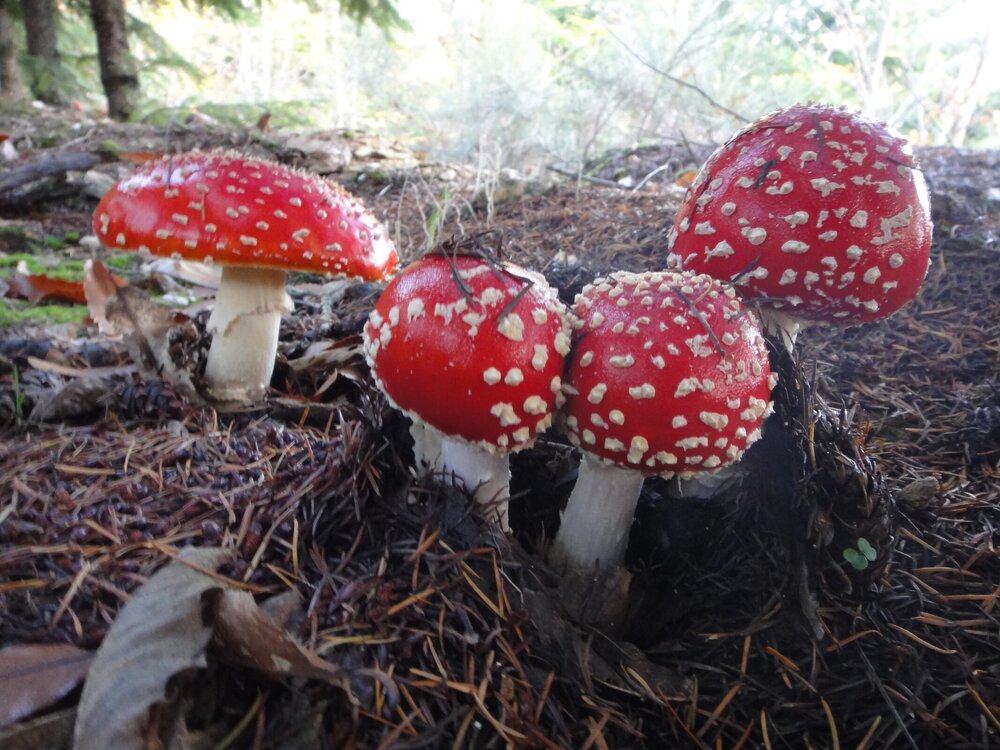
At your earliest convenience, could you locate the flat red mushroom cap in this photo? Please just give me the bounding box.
[93,151,398,281]
[564,270,775,475]
[667,104,932,324]
[363,253,572,453]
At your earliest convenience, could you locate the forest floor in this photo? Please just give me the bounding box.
[0,108,999,749]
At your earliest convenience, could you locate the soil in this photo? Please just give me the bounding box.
[1,109,999,749]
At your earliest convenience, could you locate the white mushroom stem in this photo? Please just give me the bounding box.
[665,463,743,500]
[757,307,803,351]
[440,436,511,531]
[205,265,293,403]
[549,455,645,572]
[410,420,443,472]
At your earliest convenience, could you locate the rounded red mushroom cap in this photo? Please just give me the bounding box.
[563,270,775,476]
[93,151,398,281]
[363,251,572,453]
[667,104,932,325]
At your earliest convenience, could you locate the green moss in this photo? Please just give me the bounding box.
[0,301,88,327]
[0,252,135,293]
[104,253,134,271]
[97,140,122,158]
[0,254,87,281]
[0,224,30,239]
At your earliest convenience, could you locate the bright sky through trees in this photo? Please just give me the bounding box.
[119,0,1000,169]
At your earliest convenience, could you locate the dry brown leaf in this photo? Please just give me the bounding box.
[27,374,118,422]
[287,336,364,374]
[24,356,133,379]
[675,169,698,188]
[0,707,77,750]
[141,258,221,289]
[118,150,165,165]
[73,548,232,750]
[9,262,90,305]
[74,548,394,750]
[210,588,399,706]
[84,259,202,401]
[82,259,127,334]
[210,589,343,681]
[0,643,93,729]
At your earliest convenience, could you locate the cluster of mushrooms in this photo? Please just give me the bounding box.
[93,104,933,593]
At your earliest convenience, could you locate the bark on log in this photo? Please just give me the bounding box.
[21,0,63,105]
[88,0,140,121]
[0,151,102,206]
[0,0,27,102]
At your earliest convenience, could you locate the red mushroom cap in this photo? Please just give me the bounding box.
[563,270,775,476]
[93,151,398,281]
[363,252,572,453]
[667,104,932,324]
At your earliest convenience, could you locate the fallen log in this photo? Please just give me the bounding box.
[0,151,102,207]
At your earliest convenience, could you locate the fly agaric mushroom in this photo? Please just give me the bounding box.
[667,104,932,348]
[550,270,776,572]
[362,238,572,530]
[93,151,398,402]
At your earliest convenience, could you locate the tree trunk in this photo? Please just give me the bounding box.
[0,0,27,102]
[88,0,139,120]
[21,0,62,104]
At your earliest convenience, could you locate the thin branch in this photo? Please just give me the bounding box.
[545,164,626,189]
[603,26,749,123]
[669,284,726,358]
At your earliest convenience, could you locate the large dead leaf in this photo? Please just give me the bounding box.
[27,374,118,422]
[9,262,88,305]
[0,643,93,728]
[83,259,201,402]
[141,258,221,289]
[209,589,398,704]
[287,336,363,374]
[82,259,127,334]
[73,548,231,750]
[118,150,166,165]
[0,708,76,750]
[75,549,395,750]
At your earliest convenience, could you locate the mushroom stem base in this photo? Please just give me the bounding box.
[666,463,743,500]
[440,438,511,531]
[758,308,803,351]
[205,266,292,403]
[410,420,443,472]
[549,456,645,572]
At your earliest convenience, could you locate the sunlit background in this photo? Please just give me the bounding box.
[50,0,1000,170]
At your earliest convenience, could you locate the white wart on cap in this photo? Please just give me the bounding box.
[93,150,398,403]
[363,250,572,529]
[549,270,775,574]
[667,104,932,328]
[564,270,775,476]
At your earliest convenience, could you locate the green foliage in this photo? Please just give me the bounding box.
[0,253,78,277]
[11,364,24,424]
[179,0,260,22]
[6,0,998,160]
[529,0,597,28]
[0,301,88,327]
[138,99,320,129]
[421,186,452,251]
[338,0,409,34]
[842,538,878,571]
[0,252,131,280]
